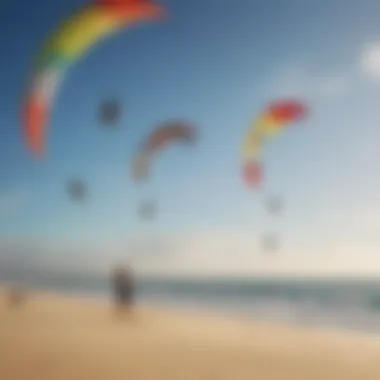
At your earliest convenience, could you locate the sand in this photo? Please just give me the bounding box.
[1,289,380,380]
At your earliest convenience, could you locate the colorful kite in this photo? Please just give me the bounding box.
[242,100,307,189]
[23,0,165,157]
[132,120,197,181]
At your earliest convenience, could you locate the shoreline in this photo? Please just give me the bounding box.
[3,282,380,336]
[1,289,380,379]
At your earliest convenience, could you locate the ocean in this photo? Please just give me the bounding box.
[3,271,380,334]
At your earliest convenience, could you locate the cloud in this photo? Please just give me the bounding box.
[129,228,380,277]
[269,62,358,101]
[269,40,380,100]
[0,187,28,215]
[2,213,380,278]
[128,230,263,276]
[360,43,380,80]
[268,63,353,101]
[321,206,380,243]
[0,231,260,277]
[314,75,351,97]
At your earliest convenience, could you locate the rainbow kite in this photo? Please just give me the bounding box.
[23,0,165,157]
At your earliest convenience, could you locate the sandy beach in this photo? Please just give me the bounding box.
[1,290,380,380]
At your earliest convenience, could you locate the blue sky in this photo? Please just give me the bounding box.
[1,0,380,276]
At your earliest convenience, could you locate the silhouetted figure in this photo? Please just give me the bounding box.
[66,179,88,203]
[99,99,122,126]
[7,286,27,309]
[111,265,134,318]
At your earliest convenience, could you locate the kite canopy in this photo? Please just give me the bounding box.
[243,161,262,189]
[132,120,197,181]
[23,0,165,157]
[242,99,307,189]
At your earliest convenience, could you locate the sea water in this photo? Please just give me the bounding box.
[3,270,380,334]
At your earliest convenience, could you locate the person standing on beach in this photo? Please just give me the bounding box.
[111,265,134,318]
[6,285,27,310]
